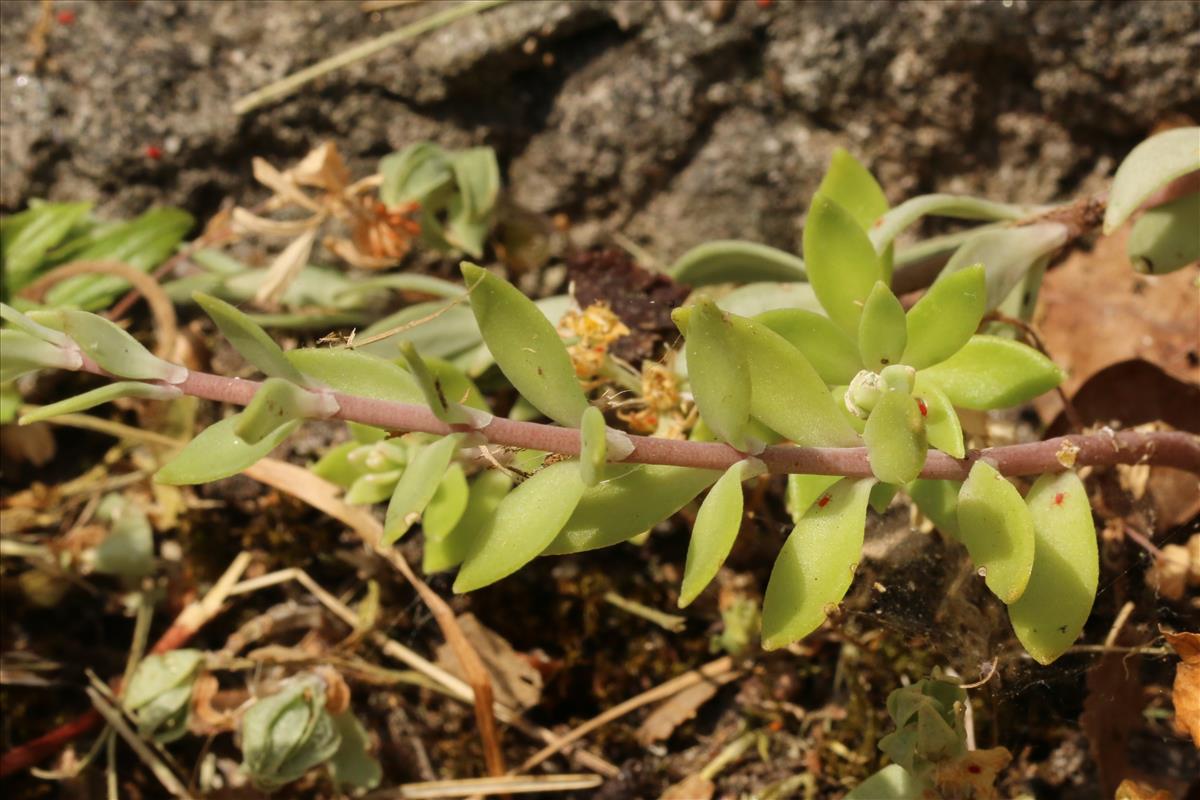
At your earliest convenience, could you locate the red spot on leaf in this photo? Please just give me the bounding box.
[56,9,76,24]
[967,763,983,774]
[817,494,831,508]
[144,145,163,160]
[1054,492,1066,506]
[917,398,928,417]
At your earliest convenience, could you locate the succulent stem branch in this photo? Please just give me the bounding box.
[79,358,1200,479]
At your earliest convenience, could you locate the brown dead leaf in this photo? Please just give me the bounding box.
[435,613,543,711]
[1045,360,1200,437]
[1163,631,1200,747]
[659,773,715,800]
[636,680,720,746]
[0,422,56,466]
[933,747,1011,800]
[1081,651,1145,796]
[1115,779,1174,800]
[1148,545,1191,601]
[1034,226,1198,423]
[190,674,239,734]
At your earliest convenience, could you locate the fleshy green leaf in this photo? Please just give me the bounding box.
[1127,190,1200,274]
[194,292,310,385]
[679,298,755,450]
[380,142,452,207]
[327,712,382,791]
[125,650,204,711]
[383,434,464,543]
[715,281,824,317]
[399,341,474,425]
[669,240,807,285]
[869,194,1029,255]
[450,147,500,224]
[235,378,338,445]
[424,356,489,411]
[344,471,402,505]
[1008,470,1098,664]
[913,373,964,458]
[462,263,588,427]
[815,148,889,233]
[240,675,338,791]
[679,459,764,607]
[903,264,986,370]
[156,415,299,485]
[732,314,862,447]
[579,405,607,487]
[311,442,364,488]
[762,478,874,649]
[424,470,512,573]
[785,474,841,523]
[543,464,721,555]
[869,482,900,513]
[19,381,180,425]
[56,309,187,383]
[756,308,862,385]
[455,460,585,592]
[0,302,73,347]
[845,764,925,800]
[956,462,1036,603]
[1104,126,1200,234]
[802,194,884,335]
[1,201,92,291]
[45,208,194,310]
[918,335,1064,411]
[0,329,83,382]
[286,348,422,404]
[423,463,469,541]
[863,390,927,485]
[93,493,155,580]
[858,281,907,371]
[940,223,1069,310]
[907,479,961,538]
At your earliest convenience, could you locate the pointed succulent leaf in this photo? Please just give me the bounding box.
[461,263,588,427]
[156,415,300,485]
[907,479,962,538]
[0,329,83,382]
[903,264,986,370]
[1104,126,1200,234]
[845,764,925,800]
[55,309,187,383]
[399,341,474,425]
[816,148,890,232]
[455,460,585,592]
[956,462,1036,603]
[0,302,72,347]
[450,147,500,223]
[679,459,765,607]
[19,381,180,425]
[1127,190,1200,274]
[913,374,964,458]
[445,197,488,258]
[357,299,480,360]
[919,335,1064,410]
[424,470,512,573]
[125,650,204,711]
[669,240,807,285]
[732,313,861,447]
[869,194,1029,254]
[756,308,862,385]
[311,441,365,488]
[1009,470,1098,664]
[579,405,608,487]
[327,711,383,791]
[679,298,755,451]
[543,464,721,555]
[715,281,823,316]
[194,292,311,385]
[383,434,464,543]
[344,471,403,505]
[380,142,452,207]
[235,378,338,445]
[424,356,489,411]
[240,675,333,789]
[1,201,92,290]
[864,390,927,484]
[786,474,841,524]
[858,281,907,371]
[869,482,900,513]
[286,348,422,404]
[940,223,1068,310]
[762,478,873,649]
[802,194,884,335]
[423,463,469,541]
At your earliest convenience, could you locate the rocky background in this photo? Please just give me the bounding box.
[2,0,1198,260]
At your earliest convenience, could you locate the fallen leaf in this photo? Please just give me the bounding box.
[1115,779,1174,800]
[435,613,543,711]
[1163,630,1200,747]
[1080,651,1144,796]
[1045,360,1200,437]
[636,680,720,746]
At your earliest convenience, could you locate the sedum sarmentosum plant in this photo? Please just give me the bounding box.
[5,128,1198,667]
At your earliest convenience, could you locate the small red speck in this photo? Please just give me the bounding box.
[756,0,772,7]
[593,346,604,352]
[817,494,831,508]
[768,719,783,732]
[967,763,982,774]
[917,398,928,417]
[56,9,76,24]
[144,145,163,160]
[1054,492,1066,506]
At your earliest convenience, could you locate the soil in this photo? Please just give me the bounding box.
[1,2,1198,799]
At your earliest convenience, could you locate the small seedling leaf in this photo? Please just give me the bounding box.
[858,281,907,371]
[156,415,299,485]
[762,478,873,649]
[1104,126,1200,234]
[0,329,83,382]
[956,462,1036,603]
[802,194,884,335]
[194,292,310,385]
[1,201,92,290]
[679,459,764,607]
[918,335,1064,411]
[462,263,588,427]
[913,373,964,458]
[863,390,927,485]
[383,434,464,543]
[327,711,383,791]
[235,378,338,445]
[398,340,473,424]
[679,298,755,451]
[815,148,890,233]
[423,470,512,574]
[455,460,585,592]
[579,405,607,487]
[423,462,469,542]
[903,264,986,370]
[0,302,73,347]
[57,309,187,383]
[1009,470,1098,664]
